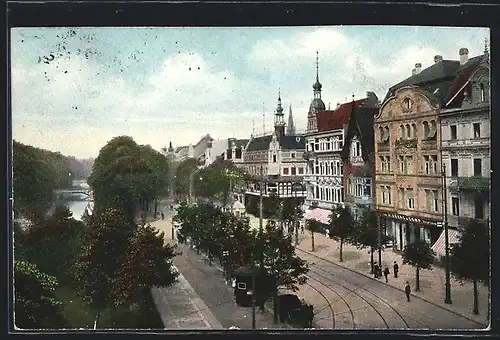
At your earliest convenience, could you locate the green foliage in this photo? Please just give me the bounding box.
[111,224,179,306]
[14,260,66,329]
[73,198,137,312]
[450,219,489,283]
[13,140,73,220]
[328,206,355,242]
[88,136,170,214]
[351,207,390,249]
[402,238,436,270]
[261,220,309,292]
[15,206,86,286]
[174,158,199,202]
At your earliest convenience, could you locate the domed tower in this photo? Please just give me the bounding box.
[307,51,326,133]
[274,88,286,138]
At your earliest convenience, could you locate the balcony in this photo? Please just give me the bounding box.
[377,142,389,152]
[449,176,490,192]
[394,138,417,150]
[421,139,437,150]
[302,151,315,161]
[442,137,490,150]
[303,174,316,182]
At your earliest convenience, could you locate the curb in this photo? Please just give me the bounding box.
[296,246,488,328]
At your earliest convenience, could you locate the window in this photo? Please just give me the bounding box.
[353,141,362,157]
[399,156,405,173]
[364,179,372,196]
[451,159,458,177]
[283,167,289,175]
[237,282,247,290]
[433,190,439,212]
[320,162,324,175]
[404,97,412,109]
[400,125,405,139]
[423,121,430,138]
[406,156,413,174]
[406,124,411,139]
[379,156,386,172]
[315,160,319,175]
[314,142,319,151]
[407,189,414,209]
[452,197,460,216]
[273,154,277,163]
[412,124,417,138]
[473,123,481,139]
[424,156,430,174]
[309,142,314,151]
[480,83,485,102]
[291,153,296,158]
[429,120,437,139]
[386,157,391,172]
[432,155,438,174]
[298,167,304,175]
[315,186,319,199]
[386,186,392,205]
[385,127,390,143]
[356,183,363,197]
[450,125,457,140]
[379,126,385,142]
[291,167,297,176]
[381,186,386,204]
[474,158,482,176]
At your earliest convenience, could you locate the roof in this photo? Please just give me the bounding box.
[245,134,305,152]
[316,99,366,133]
[340,104,377,165]
[444,55,485,108]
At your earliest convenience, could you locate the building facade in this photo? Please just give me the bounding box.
[440,46,490,231]
[340,101,379,220]
[241,92,307,201]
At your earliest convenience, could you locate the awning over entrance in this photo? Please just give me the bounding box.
[431,228,461,257]
[303,208,331,225]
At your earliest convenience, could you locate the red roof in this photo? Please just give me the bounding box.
[343,164,359,176]
[316,98,366,132]
[445,61,481,107]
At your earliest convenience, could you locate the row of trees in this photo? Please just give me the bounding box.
[304,205,489,315]
[14,136,179,329]
[173,202,309,323]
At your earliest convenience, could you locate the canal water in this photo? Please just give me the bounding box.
[55,180,91,221]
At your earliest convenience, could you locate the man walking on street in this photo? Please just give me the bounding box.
[161,212,164,220]
[393,261,399,278]
[383,267,390,283]
[374,264,379,278]
[405,282,411,302]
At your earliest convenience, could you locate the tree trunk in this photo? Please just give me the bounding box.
[143,287,148,327]
[94,307,100,329]
[311,230,315,251]
[340,238,344,262]
[154,200,158,216]
[415,267,420,291]
[370,247,374,274]
[473,278,479,315]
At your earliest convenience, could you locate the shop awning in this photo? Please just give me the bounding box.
[303,208,331,225]
[431,228,461,257]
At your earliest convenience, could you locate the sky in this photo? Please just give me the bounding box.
[11,26,489,159]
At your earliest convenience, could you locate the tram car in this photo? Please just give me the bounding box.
[232,266,272,307]
[277,294,314,328]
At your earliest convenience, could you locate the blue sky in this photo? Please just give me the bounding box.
[11,26,489,159]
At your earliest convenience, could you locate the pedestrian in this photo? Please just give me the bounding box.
[405,281,411,302]
[383,267,390,283]
[393,261,399,278]
[378,266,383,279]
[161,212,164,220]
[373,264,379,278]
[325,229,330,239]
[301,224,304,234]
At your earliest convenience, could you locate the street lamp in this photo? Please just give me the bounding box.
[292,182,303,245]
[441,164,452,304]
[258,165,265,311]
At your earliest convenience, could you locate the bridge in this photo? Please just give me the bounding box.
[54,188,91,197]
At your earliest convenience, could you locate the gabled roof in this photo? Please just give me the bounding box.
[246,135,273,152]
[316,99,366,133]
[245,134,305,152]
[340,105,377,164]
[444,54,486,108]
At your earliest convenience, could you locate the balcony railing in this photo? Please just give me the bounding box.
[377,142,389,152]
[395,138,417,149]
[442,137,490,149]
[302,150,315,161]
[421,139,437,150]
[449,176,490,191]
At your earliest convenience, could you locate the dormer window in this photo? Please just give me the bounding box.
[404,97,412,110]
[273,154,277,163]
[480,83,485,102]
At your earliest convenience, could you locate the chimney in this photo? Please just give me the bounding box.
[434,55,443,63]
[411,68,417,76]
[415,63,422,74]
[459,47,469,65]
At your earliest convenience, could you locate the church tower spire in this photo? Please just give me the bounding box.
[286,103,296,135]
[274,88,286,138]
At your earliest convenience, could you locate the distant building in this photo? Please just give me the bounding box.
[204,138,249,167]
[241,91,307,202]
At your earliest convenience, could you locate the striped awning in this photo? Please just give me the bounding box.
[303,208,331,225]
[431,228,461,257]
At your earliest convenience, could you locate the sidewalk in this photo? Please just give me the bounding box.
[295,231,489,325]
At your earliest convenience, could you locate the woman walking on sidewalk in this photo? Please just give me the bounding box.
[405,282,411,302]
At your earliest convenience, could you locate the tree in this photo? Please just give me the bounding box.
[14,260,66,329]
[174,158,199,203]
[261,220,309,323]
[328,206,355,262]
[111,224,179,314]
[73,197,137,327]
[305,219,322,252]
[450,219,489,315]
[402,238,436,291]
[351,207,389,274]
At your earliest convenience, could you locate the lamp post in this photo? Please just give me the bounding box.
[441,164,452,304]
[258,165,265,311]
[292,182,302,245]
[377,214,382,269]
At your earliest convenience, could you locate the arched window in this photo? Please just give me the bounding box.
[385,126,390,143]
[379,126,384,142]
[423,121,430,138]
[411,124,417,138]
[404,97,412,110]
[405,124,411,138]
[429,120,437,140]
[480,83,485,102]
[400,125,405,138]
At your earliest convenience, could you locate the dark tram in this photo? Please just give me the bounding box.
[232,266,273,307]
